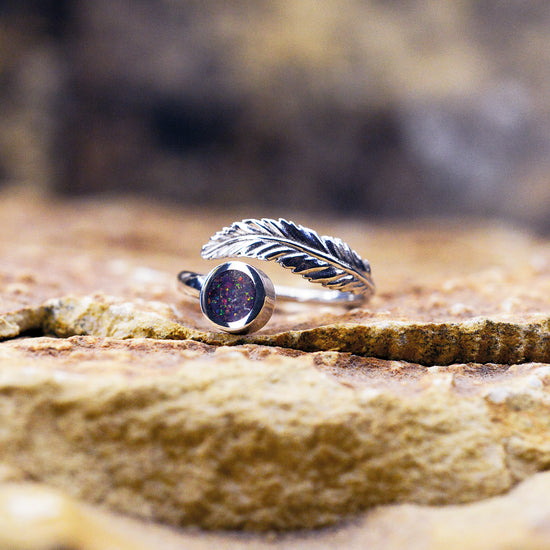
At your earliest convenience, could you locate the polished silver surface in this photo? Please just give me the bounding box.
[201,218,375,303]
[177,273,367,304]
[177,218,375,333]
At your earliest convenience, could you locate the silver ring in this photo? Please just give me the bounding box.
[177,218,375,334]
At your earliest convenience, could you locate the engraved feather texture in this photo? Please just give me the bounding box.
[201,218,375,296]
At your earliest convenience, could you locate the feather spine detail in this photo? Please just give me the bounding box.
[201,218,374,297]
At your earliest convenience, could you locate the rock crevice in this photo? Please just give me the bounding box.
[3,294,550,367]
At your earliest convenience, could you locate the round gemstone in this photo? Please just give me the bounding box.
[204,269,257,325]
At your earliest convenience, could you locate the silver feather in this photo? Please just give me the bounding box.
[201,218,374,296]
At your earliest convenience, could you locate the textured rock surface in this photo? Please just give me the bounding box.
[5,474,550,550]
[0,334,528,529]
[1,191,550,541]
[2,190,550,362]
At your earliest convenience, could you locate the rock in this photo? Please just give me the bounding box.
[1,191,550,535]
[355,471,550,550]
[4,469,550,549]
[2,334,550,529]
[35,293,550,365]
[3,191,550,365]
[0,483,150,550]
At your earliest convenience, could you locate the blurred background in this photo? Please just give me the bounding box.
[1,0,550,231]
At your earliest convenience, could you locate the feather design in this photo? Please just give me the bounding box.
[201,218,374,296]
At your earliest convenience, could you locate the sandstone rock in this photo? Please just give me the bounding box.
[4,469,550,549]
[2,191,550,536]
[34,293,550,365]
[0,483,149,550]
[354,470,550,550]
[3,191,550,364]
[1,334,550,530]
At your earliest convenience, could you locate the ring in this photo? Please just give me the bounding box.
[177,218,375,334]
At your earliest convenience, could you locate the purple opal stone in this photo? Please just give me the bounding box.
[204,269,256,325]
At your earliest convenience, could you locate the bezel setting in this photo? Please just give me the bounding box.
[200,261,275,334]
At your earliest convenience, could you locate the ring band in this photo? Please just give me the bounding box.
[177,218,375,334]
[177,271,367,304]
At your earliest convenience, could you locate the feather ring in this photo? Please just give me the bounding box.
[201,218,374,296]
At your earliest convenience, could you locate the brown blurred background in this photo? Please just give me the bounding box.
[1,0,550,230]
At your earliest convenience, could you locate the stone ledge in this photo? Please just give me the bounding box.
[2,193,550,534]
[2,335,550,529]
[4,294,550,366]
